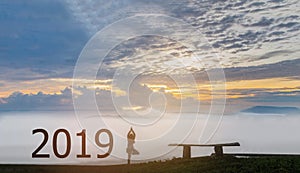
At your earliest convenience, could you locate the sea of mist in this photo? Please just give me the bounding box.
[0,111,299,165]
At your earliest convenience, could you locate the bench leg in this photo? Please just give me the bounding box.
[214,146,223,157]
[183,146,191,159]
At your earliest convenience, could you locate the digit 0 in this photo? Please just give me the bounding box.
[52,129,71,158]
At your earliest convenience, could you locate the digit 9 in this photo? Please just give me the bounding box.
[95,129,113,158]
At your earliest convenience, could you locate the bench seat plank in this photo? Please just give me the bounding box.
[168,142,240,159]
[169,142,240,147]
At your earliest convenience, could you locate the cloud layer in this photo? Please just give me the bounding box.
[0,0,299,112]
[0,88,73,111]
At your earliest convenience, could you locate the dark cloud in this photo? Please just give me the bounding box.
[0,88,73,111]
[225,87,300,111]
[248,2,265,8]
[228,87,300,96]
[257,50,294,61]
[0,83,201,112]
[0,67,73,81]
[238,90,300,103]
[169,0,299,55]
[223,58,300,81]
[96,80,204,113]
[268,31,285,37]
[96,81,184,112]
[250,17,274,27]
[289,76,300,80]
[194,58,300,83]
[275,22,299,28]
[276,15,298,23]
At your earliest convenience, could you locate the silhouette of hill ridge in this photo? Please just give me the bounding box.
[242,106,300,114]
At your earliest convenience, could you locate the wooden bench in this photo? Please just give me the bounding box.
[168,142,240,159]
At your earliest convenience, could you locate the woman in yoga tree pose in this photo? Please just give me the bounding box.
[126,127,139,164]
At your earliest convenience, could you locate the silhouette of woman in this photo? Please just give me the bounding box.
[126,127,139,164]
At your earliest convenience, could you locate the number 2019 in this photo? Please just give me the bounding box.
[32,128,113,159]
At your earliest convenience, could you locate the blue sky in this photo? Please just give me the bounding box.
[0,0,299,112]
[0,0,87,80]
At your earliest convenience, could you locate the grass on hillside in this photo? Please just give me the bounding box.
[1,156,300,173]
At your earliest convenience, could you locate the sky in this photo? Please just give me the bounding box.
[0,0,299,113]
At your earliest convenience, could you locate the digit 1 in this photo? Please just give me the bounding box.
[76,129,91,158]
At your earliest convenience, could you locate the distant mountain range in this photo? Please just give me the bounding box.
[242,106,300,114]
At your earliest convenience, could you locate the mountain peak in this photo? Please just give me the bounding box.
[242,106,300,114]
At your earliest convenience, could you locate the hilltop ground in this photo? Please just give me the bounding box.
[1,156,300,173]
